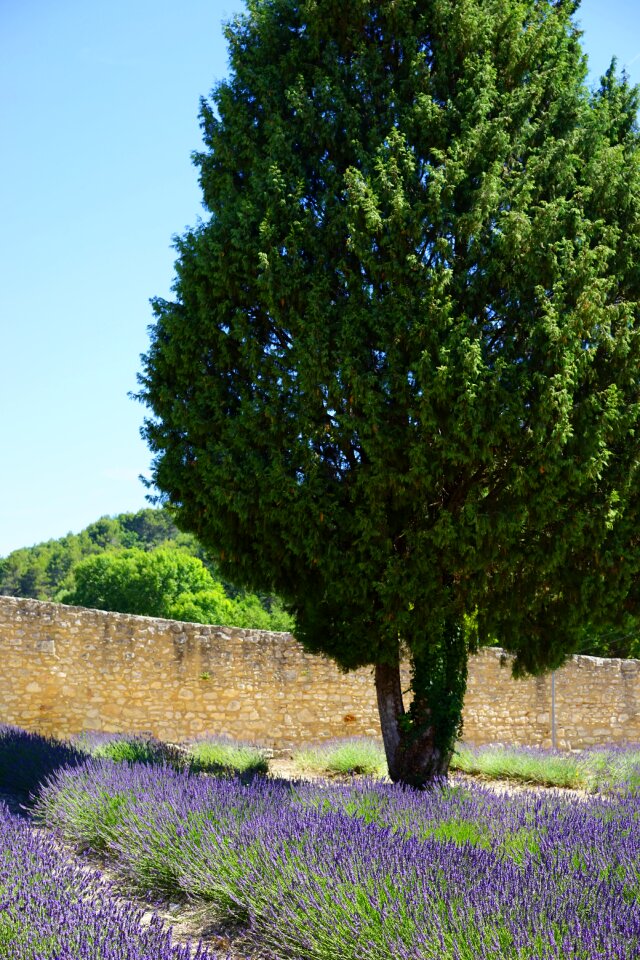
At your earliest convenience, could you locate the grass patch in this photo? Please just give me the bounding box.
[187,737,269,778]
[292,738,387,777]
[451,744,583,789]
[74,731,183,768]
[451,743,640,794]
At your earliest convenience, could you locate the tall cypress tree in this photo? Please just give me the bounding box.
[139,0,640,786]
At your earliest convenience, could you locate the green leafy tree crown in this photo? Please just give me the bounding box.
[0,508,292,632]
[139,0,640,781]
[62,547,293,630]
[63,548,219,619]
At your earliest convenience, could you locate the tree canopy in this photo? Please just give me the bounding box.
[62,547,292,629]
[0,509,192,601]
[0,509,293,632]
[139,0,640,784]
[62,548,229,623]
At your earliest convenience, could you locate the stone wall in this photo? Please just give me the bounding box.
[464,647,640,749]
[1,596,638,750]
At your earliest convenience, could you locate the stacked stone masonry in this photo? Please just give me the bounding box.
[1,596,638,750]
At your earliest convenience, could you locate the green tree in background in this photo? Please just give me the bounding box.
[61,547,293,630]
[0,509,190,601]
[0,508,292,632]
[140,0,640,786]
[62,549,216,619]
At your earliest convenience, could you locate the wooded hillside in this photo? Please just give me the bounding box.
[0,509,293,631]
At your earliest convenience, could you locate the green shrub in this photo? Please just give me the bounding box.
[187,737,269,779]
[74,732,183,768]
[293,738,387,778]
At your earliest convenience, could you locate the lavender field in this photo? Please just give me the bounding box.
[0,801,224,960]
[1,724,640,959]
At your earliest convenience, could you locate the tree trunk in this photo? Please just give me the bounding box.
[374,659,406,782]
[375,659,449,786]
[374,621,468,788]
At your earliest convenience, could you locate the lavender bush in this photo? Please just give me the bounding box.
[578,745,640,795]
[0,724,84,798]
[0,801,225,959]
[35,758,640,958]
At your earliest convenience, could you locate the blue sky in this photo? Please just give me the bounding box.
[1,0,639,556]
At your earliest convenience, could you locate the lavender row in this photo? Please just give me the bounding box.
[0,723,85,796]
[36,758,640,959]
[0,801,225,960]
[0,724,268,802]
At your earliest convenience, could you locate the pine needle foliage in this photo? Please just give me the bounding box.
[139,0,640,784]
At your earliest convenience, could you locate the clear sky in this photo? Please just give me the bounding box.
[1,0,639,557]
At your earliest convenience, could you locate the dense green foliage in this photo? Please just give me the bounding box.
[62,548,218,617]
[576,625,640,659]
[139,0,640,781]
[0,509,198,600]
[61,546,293,629]
[0,509,293,631]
